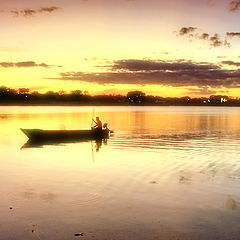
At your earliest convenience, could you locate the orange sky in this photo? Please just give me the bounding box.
[1,0,240,97]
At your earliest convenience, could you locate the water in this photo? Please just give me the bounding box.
[1,106,240,240]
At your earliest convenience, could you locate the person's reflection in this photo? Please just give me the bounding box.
[95,138,109,152]
[95,139,102,152]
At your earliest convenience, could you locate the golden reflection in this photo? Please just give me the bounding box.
[1,106,240,150]
[1,106,240,240]
[21,138,106,152]
[1,106,240,136]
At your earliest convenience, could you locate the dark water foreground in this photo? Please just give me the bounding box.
[1,106,240,240]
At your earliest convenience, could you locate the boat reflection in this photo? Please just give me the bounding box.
[21,138,107,151]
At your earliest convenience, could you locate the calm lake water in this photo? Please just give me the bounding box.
[1,106,240,240]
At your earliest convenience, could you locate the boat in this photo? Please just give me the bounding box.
[20,128,111,141]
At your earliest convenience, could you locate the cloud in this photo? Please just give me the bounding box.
[178,27,230,48]
[52,59,240,88]
[226,32,240,38]
[221,60,240,67]
[209,34,230,47]
[110,59,219,72]
[9,6,60,17]
[229,1,240,11]
[11,9,36,17]
[39,7,59,13]
[199,33,209,40]
[186,87,217,95]
[179,27,197,36]
[0,61,54,68]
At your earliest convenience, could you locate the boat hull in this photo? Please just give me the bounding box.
[21,128,109,141]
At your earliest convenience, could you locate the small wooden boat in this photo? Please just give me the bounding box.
[21,128,110,141]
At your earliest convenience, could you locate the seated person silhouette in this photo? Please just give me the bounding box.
[103,123,109,131]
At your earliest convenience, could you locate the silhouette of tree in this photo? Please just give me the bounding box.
[31,91,40,95]
[0,86,17,102]
[0,85,239,106]
[18,88,30,94]
[70,90,83,102]
[71,90,82,95]
[0,86,17,96]
[58,90,66,95]
[127,91,146,103]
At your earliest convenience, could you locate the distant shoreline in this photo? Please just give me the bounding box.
[0,103,240,107]
[1,87,239,106]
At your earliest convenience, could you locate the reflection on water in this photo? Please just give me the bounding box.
[21,138,106,151]
[1,106,240,240]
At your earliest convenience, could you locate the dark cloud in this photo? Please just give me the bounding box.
[52,59,240,88]
[200,33,209,40]
[221,60,240,67]
[10,6,60,17]
[39,7,60,13]
[110,59,219,72]
[178,27,230,48]
[11,9,36,17]
[209,34,230,47]
[226,32,240,38]
[229,1,240,11]
[0,61,53,68]
[179,27,197,36]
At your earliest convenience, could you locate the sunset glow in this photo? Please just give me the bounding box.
[1,0,240,97]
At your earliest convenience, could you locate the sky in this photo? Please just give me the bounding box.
[1,0,240,97]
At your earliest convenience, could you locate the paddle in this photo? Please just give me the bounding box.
[91,107,95,163]
[91,107,95,129]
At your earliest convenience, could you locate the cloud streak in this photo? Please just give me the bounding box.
[110,59,219,71]
[186,87,217,95]
[52,59,240,89]
[226,32,240,38]
[221,60,240,67]
[9,6,60,17]
[0,61,54,68]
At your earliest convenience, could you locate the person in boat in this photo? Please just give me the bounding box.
[92,116,102,130]
[103,123,109,132]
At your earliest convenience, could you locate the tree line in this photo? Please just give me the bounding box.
[0,86,239,106]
